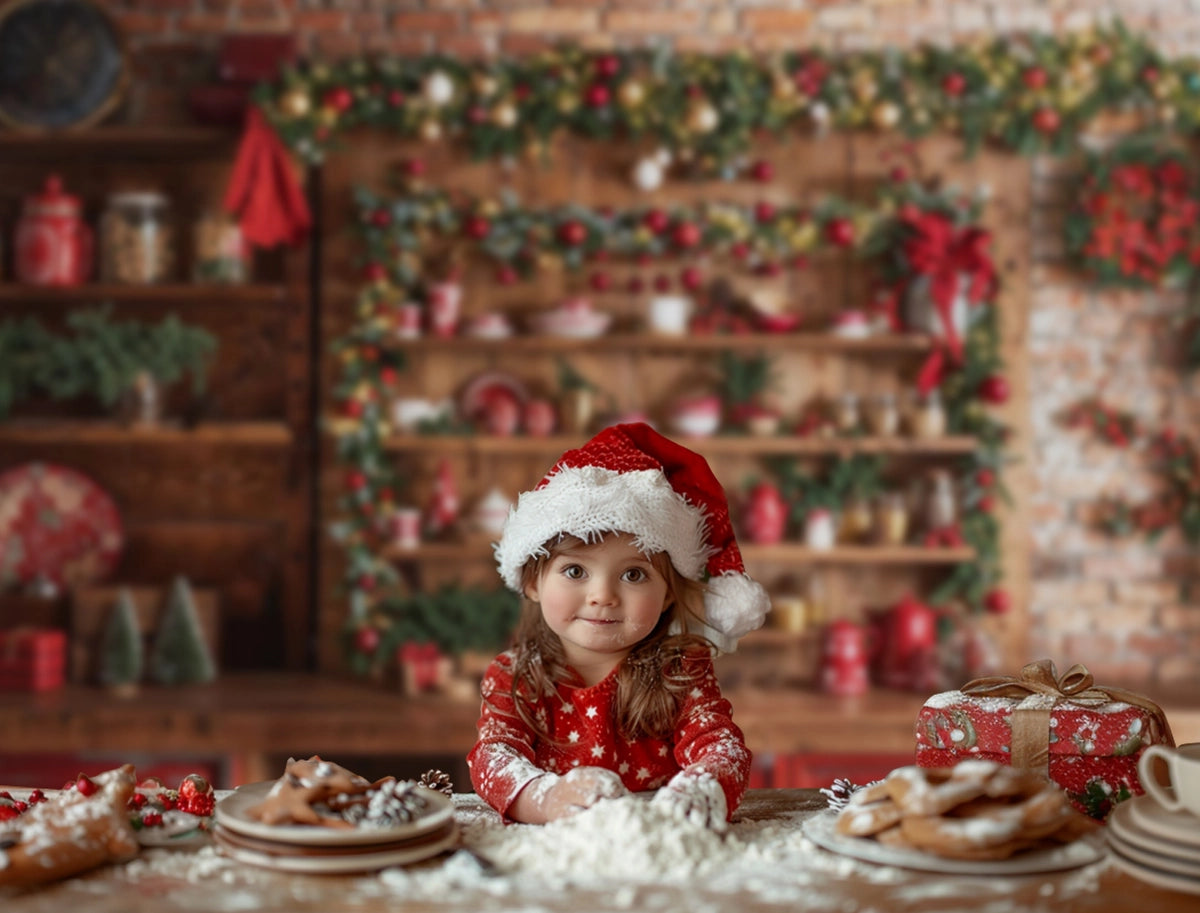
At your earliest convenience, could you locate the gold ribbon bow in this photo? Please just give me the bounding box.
[961,659,1175,773]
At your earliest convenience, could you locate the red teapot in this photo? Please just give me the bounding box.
[15,175,92,286]
[819,618,870,696]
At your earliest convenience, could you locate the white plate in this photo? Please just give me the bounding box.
[214,780,454,846]
[802,811,1106,875]
[1108,826,1200,879]
[213,822,459,874]
[1110,798,1200,863]
[1127,793,1200,849]
[1110,843,1200,897]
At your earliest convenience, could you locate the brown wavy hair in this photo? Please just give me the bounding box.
[507,533,714,743]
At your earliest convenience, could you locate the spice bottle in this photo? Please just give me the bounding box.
[101,191,173,284]
[909,389,947,439]
[866,393,899,436]
[834,393,860,435]
[874,492,910,545]
[192,210,248,283]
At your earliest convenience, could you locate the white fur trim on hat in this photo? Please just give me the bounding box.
[699,572,773,653]
[494,465,711,591]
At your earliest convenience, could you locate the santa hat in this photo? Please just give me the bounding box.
[494,422,771,652]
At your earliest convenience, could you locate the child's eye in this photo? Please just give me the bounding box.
[562,564,585,580]
[622,567,647,583]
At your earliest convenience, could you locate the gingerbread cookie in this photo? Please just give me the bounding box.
[0,766,140,890]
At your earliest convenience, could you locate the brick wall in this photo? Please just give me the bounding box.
[100,0,1200,688]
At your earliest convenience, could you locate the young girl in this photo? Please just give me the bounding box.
[467,422,771,830]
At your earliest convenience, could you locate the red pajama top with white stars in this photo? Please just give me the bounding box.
[467,649,752,821]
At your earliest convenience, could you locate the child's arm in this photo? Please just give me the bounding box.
[467,655,629,822]
[651,653,752,830]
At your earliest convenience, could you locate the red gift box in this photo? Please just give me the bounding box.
[914,659,1175,820]
[0,628,67,692]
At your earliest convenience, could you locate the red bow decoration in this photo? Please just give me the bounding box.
[223,107,312,248]
[899,205,996,392]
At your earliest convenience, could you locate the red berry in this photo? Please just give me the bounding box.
[754,201,776,223]
[403,158,426,178]
[976,468,995,488]
[28,789,45,804]
[387,89,405,107]
[76,776,97,797]
[129,792,148,809]
[0,805,17,822]
[978,495,995,513]
[680,266,703,291]
[347,471,367,491]
[142,811,163,828]
[13,800,26,813]
[370,208,391,228]
[984,589,1011,614]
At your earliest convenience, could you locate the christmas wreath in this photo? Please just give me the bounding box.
[1064,141,1200,289]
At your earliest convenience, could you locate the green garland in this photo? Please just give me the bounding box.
[331,179,1011,672]
[256,23,1197,176]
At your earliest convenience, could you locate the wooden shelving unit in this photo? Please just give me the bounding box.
[391,331,936,354]
[0,283,287,305]
[374,432,979,457]
[0,420,293,446]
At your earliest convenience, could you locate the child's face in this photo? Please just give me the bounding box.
[525,533,669,678]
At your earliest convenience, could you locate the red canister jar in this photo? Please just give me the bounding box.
[15,175,93,286]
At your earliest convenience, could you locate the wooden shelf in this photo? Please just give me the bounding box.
[384,538,974,565]
[0,420,293,446]
[0,283,287,305]
[375,433,978,456]
[0,126,239,159]
[393,331,935,354]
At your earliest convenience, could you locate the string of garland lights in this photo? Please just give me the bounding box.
[326,176,1012,666]
[254,23,1199,178]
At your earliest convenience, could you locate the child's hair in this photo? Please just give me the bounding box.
[506,533,713,743]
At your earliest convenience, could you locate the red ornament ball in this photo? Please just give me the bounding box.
[984,589,1011,614]
[979,374,1010,404]
[557,220,588,246]
[1032,107,1060,133]
[355,626,381,655]
[594,54,621,80]
[749,159,774,182]
[754,201,776,224]
[824,217,855,247]
[464,215,491,240]
[942,72,967,96]
[323,86,354,113]
[672,221,702,249]
[589,271,612,292]
[680,266,703,291]
[585,83,611,108]
[643,209,670,235]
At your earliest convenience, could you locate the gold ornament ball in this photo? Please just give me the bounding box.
[686,100,719,133]
[618,79,647,109]
[474,74,499,98]
[280,88,312,118]
[871,101,901,130]
[420,119,443,143]
[772,74,796,101]
[492,102,519,128]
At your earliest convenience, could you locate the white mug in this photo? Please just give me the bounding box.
[1138,742,1200,817]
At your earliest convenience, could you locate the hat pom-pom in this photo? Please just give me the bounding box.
[700,573,772,653]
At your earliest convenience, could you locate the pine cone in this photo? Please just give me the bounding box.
[419,769,454,798]
[819,777,872,811]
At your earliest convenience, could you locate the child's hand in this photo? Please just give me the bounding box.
[514,767,629,823]
[650,770,728,832]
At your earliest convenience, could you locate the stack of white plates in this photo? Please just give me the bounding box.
[1108,793,1200,895]
[213,781,458,874]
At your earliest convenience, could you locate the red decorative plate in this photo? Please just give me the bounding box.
[458,371,529,422]
[0,462,123,594]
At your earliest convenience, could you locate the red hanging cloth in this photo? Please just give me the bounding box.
[223,107,312,248]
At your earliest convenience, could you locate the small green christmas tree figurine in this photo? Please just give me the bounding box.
[98,588,143,692]
[149,576,216,685]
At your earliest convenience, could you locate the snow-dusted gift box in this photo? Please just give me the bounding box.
[914,659,1175,820]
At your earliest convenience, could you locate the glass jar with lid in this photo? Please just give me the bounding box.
[192,210,248,283]
[100,191,174,284]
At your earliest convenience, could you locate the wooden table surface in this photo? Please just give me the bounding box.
[2,789,1196,913]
